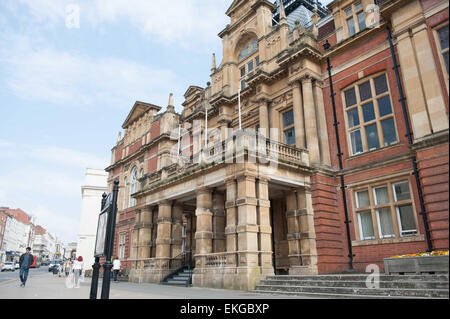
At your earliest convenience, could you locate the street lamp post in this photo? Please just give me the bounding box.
[100,180,119,299]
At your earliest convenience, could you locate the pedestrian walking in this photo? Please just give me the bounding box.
[19,247,34,287]
[113,256,121,282]
[64,259,71,277]
[73,256,84,288]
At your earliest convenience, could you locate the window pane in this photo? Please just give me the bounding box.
[398,205,417,235]
[365,123,380,150]
[345,88,357,107]
[381,118,398,146]
[356,190,370,208]
[283,110,294,127]
[378,208,395,238]
[374,74,388,95]
[444,51,449,75]
[357,11,366,31]
[241,79,246,90]
[438,26,449,50]
[374,186,389,205]
[284,128,295,145]
[255,56,260,66]
[347,108,360,128]
[359,81,372,101]
[359,211,375,240]
[378,96,393,117]
[350,129,363,155]
[362,102,375,123]
[345,7,353,16]
[347,18,356,36]
[394,182,411,201]
[355,2,362,11]
[240,66,245,77]
[248,60,254,72]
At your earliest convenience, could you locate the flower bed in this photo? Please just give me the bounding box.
[384,251,449,275]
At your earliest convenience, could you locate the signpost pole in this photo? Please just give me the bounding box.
[100,180,119,299]
[89,192,108,299]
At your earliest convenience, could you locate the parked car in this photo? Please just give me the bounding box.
[48,260,62,272]
[14,262,20,269]
[1,262,15,272]
[41,260,50,266]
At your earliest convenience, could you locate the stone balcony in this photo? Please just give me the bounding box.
[138,131,310,196]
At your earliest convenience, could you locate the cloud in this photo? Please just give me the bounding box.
[2,44,181,109]
[29,205,80,242]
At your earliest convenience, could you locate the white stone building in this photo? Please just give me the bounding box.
[2,216,32,256]
[76,168,108,269]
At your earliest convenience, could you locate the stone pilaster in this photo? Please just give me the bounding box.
[257,178,274,275]
[212,192,226,253]
[313,81,331,166]
[291,81,305,148]
[302,76,320,164]
[236,174,260,290]
[269,103,280,142]
[195,188,213,255]
[259,99,269,137]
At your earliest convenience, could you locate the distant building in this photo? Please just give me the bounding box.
[0,210,7,262]
[76,168,108,270]
[32,225,60,260]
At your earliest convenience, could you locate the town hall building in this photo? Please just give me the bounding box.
[105,0,449,290]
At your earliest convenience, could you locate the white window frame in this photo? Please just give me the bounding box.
[392,181,417,237]
[358,211,375,240]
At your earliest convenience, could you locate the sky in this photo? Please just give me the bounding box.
[0,0,333,244]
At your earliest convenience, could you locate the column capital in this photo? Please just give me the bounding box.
[288,80,301,89]
[196,186,212,195]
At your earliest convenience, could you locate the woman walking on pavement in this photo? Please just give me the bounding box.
[73,256,84,288]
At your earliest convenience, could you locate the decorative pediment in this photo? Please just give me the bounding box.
[122,101,162,129]
[184,86,204,99]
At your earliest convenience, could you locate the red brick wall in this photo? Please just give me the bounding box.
[311,174,349,273]
[416,143,450,251]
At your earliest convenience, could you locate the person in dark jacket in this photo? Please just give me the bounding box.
[19,247,34,287]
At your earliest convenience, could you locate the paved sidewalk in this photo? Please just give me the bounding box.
[0,272,317,299]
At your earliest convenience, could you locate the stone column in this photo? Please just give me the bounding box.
[212,192,226,253]
[195,188,213,255]
[171,203,184,259]
[225,178,238,267]
[291,81,305,148]
[296,187,318,272]
[302,76,320,164]
[155,201,172,260]
[259,99,269,138]
[257,178,274,275]
[285,190,302,269]
[269,103,280,142]
[313,81,331,166]
[236,174,260,290]
[137,206,153,259]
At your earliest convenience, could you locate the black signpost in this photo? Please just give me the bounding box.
[100,180,119,299]
[89,179,119,299]
[89,192,108,299]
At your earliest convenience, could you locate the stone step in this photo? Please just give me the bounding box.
[254,284,449,298]
[253,289,447,299]
[264,274,449,282]
[259,279,448,289]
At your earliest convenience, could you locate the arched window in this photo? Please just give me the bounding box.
[129,167,137,207]
[238,38,258,62]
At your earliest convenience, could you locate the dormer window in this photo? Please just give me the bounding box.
[346,1,366,37]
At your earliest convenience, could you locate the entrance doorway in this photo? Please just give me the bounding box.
[270,197,289,275]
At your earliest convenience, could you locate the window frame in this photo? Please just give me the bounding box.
[343,72,399,156]
[118,232,126,259]
[345,1,366,38]
[282,109,295,145]
[353,178,419,242]
[433,22,449,94]
[129,167,138,208]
